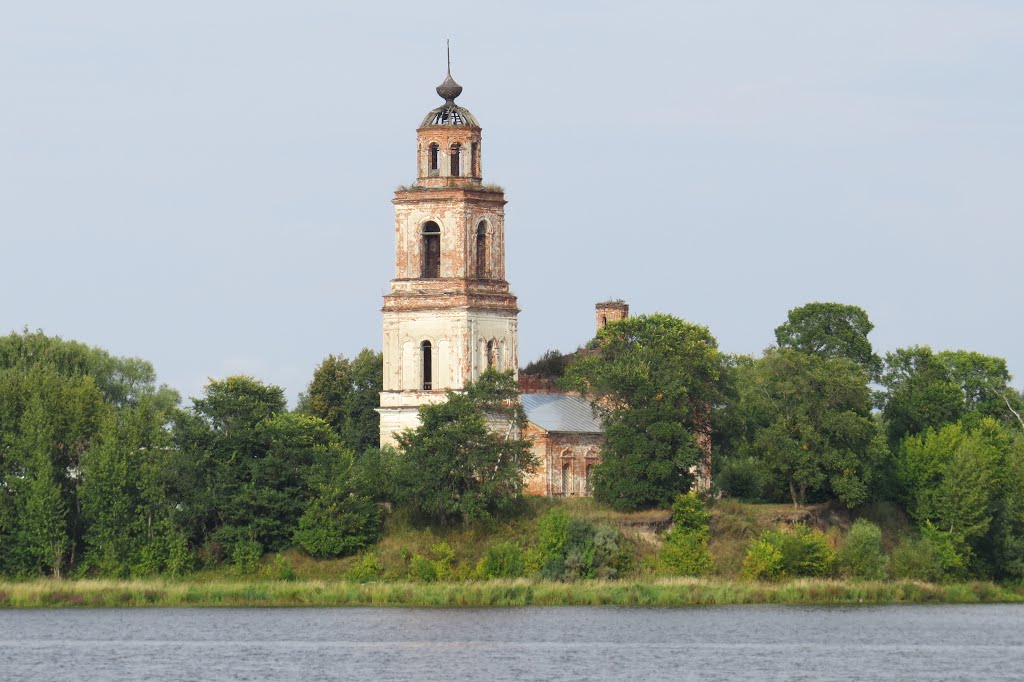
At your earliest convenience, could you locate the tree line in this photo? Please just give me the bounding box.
[2,299,1023,582]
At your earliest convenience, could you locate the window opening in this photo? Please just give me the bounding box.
[476,222,488,278]
[421,341,432,390]
[450,143,461,176]
[470,142,478,176]
[422,222,440,278]
[562,462,572,496]
[429,143,439,174]
[585,465,593,496]
[486,340,495,369]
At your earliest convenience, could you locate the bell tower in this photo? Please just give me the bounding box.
[378,60,519,446]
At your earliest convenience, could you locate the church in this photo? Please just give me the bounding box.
[376,64,640,497]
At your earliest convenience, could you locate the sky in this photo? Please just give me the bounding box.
[2,1,1022,405]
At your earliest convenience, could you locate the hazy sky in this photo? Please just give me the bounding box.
[3,1,1022,404]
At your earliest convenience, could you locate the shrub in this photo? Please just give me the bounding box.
[741,525,834,580]
[477,542,526,579]
[661,493,714,576]
[742,537,784,580]
[409,542,456,582]
[716,457,768,500]
[273,553,295,581]
[661,532,714,576]
[670,492,710,535]
[231,539,263,575]
[409,554,438,582]
[889,524,966,582]
[346,553,382,582]
[836,519,887,580]
[293,493,382,559]
[536,508,631,581]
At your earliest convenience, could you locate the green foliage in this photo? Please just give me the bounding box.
[889,524,966,582]
[721,348,884,508]
[231,539,263,575]
[661,532,714,576]
[742,525,834,580]
[660,493,714,575]
[273,553,296,581]
[0,328,178,409]
[774,302,880,374]
[836,519,888,580]
[169,377,344,553]
[408,542,455,582]
[741,537,784,580]
[346,553,383,582]
[536,508,631,580]
[897,419,1006,566]
[299,349,383,453]
[715,456,769,500]
[563,314,724,510]
[670,493,710,534]
[522,349,570,378]
[395,370,534,526]
[293,494,382,559]
[476,542,526,579]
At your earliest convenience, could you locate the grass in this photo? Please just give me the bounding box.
[2,577,1021,609]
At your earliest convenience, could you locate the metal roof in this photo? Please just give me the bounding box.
[521,393,603,434]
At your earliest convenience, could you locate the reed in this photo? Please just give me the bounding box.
[1,577,1021,609]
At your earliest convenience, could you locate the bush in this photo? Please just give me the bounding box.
[742,537,784,580]
[660,493,714,576]
[293,493,382,559]
[661,532,714,576]
[670,493,710,534]
[231,539,263,575]
[716,457,768,500]
[409,542,455,582]
[889,524,965,582]
[836,519,887,580]
[536,508,631,581]
[273,553,295,581]
[346,553,382,582]
[477,542,526,579]
[741,525,834,580]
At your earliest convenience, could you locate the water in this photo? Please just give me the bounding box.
[1,605,1023,681]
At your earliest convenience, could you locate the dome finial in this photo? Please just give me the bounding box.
[436,38,463,105]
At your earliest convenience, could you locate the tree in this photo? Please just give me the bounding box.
[774,302,879,374]
[300,349,383,453]
[879,346,965,445]
[0,328,178,409]
[563,314,724,511]
[168,376,343,555]
[897,420,1003,567]
[729,348,884,508]
[79,399,189,576]
[521,349,570,378]
[395,370,533,526]
[879,346,1021,444]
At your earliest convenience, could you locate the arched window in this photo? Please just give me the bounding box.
[562,462,572,496]
[486,340,495,369]
[421,222,440,278]
[475,222,488,278]
[428,143,439,174]
[421,340,432,390]
[585,465,593,496]
[450,143,461,176]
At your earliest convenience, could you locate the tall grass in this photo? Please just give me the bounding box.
[1,578,1021,609]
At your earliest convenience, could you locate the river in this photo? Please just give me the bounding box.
[1,604,1022,680]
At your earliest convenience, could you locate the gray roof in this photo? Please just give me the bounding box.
[521,393,603,434]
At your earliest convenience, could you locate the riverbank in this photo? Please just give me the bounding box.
[2,577,1022,608]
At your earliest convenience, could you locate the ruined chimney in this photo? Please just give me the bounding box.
[595,300,629,333]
